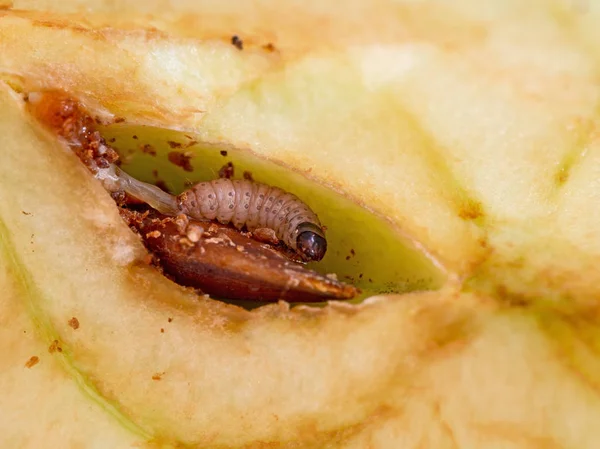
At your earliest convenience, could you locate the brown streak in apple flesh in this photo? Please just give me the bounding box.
[123,209,358,303]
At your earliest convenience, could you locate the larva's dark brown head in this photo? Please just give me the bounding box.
[296,222,327,262]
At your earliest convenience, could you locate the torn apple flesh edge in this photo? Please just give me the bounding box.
[26,89,359,303]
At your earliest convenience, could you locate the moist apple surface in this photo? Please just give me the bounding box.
[3,1,600,448]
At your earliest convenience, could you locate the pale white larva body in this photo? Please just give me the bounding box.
[176,179,327,260]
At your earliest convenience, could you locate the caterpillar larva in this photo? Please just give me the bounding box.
[176,178,327,261]
[100,168,327,261]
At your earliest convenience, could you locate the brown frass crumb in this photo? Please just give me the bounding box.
[25,356,40,368]
[68,317,80,330]
[231,35,243,50]
[167,141,183,149]
[140,144,157,156]
[218,162,235,179]
[48,340,63,354]
[168,151,194,172]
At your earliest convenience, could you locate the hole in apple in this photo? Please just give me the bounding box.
[24,87,445,308]
[98,124,447,307]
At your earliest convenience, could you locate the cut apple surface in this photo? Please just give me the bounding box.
[2,1,600,448]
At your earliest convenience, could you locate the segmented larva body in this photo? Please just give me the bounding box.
[177,178,327,261]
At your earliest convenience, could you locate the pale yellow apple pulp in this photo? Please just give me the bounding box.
[2,1,600,448]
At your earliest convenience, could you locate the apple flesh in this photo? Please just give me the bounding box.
[2,1,600,448]
[0,81,599,448]
[1,87,458,446]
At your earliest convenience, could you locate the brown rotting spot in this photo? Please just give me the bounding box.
[220,150,228,157]
[167,140,182,149]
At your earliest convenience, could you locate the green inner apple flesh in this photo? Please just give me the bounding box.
[100,124,446,303]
